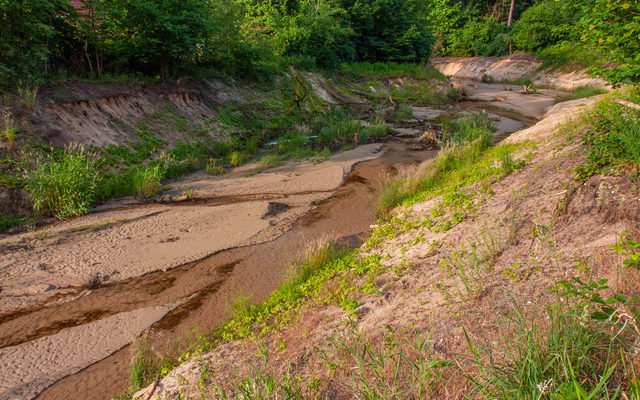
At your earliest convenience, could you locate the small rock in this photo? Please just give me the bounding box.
[355,305,371,319]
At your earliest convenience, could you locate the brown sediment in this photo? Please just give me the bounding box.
[33,141,435,400]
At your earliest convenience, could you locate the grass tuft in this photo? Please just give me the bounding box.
[23,144,99,219]
[131,164,163,198]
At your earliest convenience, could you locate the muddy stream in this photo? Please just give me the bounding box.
[0,81,556,400]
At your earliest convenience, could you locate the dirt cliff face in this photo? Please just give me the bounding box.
[432,55,609,90]
[29,79,238,148]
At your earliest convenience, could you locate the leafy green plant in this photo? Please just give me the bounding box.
[229,151,245,167]
[23,144,99,219]
[464,302,628,400]
[2,110,18,151]
[574,90,640,181]
[18,86,37,108]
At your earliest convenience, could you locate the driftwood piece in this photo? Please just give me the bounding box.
[616,99,640,111]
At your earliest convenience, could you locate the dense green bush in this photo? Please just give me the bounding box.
[510,0,578,53]
[23,144,99,219]
[0,0,71,87]
[569,0,640,85]
[574,89,640,181]
[446,17,509,57]
[131,164,163,198]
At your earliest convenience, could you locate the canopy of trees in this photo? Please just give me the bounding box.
[1,0,638,87]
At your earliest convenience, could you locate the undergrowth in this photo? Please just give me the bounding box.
[377,113,531,214]
[573,87,640,181]
[22,144,99,219]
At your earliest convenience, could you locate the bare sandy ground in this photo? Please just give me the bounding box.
[0,143,381,315]
[0,304,176,399]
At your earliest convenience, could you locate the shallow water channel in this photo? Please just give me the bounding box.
[34,141,435,400]
[0,82,553,400]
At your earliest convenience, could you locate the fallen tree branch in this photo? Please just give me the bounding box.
[616,98,640,111]
[348,89,386,100]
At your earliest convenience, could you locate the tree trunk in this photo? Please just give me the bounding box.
[507,0,515,26]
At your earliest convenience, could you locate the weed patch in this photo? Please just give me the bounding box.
[23,144,99,219]
[574,88,640,181]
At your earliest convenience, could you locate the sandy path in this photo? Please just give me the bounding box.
[0,144,381,314]
[0,304,176,399]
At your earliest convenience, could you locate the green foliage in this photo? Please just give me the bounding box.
[205,158,225,175]
[23,144,99,219]
[0,0,70,87]
[446,17,509,57]
[466,303,627,400]
[339,62,445,81]
[131,164,163,198]
[441,113,493,145]
[574,89,640,181]
[568,0,640,85]
[340,0,435,63]
[376,114,528,214]
[511,0,578,53]
[1,111,18,150]
[324,329,453,399]
[0,215,23,231]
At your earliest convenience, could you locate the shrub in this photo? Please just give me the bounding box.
[574,89,640,181]
[466,303,629,400]
[131,164,163,198]
[23,144,99,219]
[511,0,578,53]
[205,158,225,175]
[364,122,390,138]
[442,113,493,145]
[229,151,245,167]
[2,111,18,151]
[213,141,233,158]
[260,154,281,168]
[446,17,509,57]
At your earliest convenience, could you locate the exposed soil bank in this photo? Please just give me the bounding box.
[432,55,609,89]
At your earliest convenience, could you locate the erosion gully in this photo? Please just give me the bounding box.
[1,94,538,400]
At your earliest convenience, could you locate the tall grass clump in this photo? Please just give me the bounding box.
[23,144,98,219]
[131,164,163,198]
[442,113,493,145]
[2,110,18,150]
[574,88,640,181]
[465,301,632,400]
[322,329,453,399]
